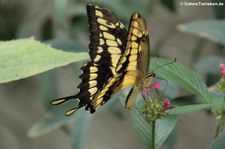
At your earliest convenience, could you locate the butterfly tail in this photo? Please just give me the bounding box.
[50,95,77,105]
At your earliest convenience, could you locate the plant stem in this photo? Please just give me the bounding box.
[152,121,156,149]
[214,118,222,138]
[213,94,225,139]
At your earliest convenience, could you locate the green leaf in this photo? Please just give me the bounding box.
[209,88,224,111]
[209,130,225,149]
[177,20,225,45]
[164,126,177,149]
[131,108,177,148]
[169,104,211,115]
[195,56,225,75]
[0,38,88,84]
[151,57,212,103]
[72,112,92,149]
[171,95,201,106]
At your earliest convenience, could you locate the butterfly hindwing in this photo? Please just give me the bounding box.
[73,4,129,114]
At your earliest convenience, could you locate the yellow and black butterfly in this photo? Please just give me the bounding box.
[51,4,154,116]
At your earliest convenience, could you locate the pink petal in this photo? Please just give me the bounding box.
[220,63,225,76]
[150,81,161,89]
[141,88,150,97]
[163,99,172,110]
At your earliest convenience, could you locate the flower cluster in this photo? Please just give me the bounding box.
[140,81,172,122]
[217,63,225,91]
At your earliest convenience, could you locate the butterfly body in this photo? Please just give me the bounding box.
[51,4,152,116]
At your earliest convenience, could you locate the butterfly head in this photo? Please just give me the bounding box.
[142,72,155,88]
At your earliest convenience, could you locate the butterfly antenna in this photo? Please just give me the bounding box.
[154,76,168,99]
[152,58,176,72]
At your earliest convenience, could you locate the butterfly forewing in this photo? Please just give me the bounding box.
[117,13,151,109]
[116,13,150,78]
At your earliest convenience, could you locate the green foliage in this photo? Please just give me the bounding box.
[0,38,88,84]
[177,20,225,45]
[209,130,225,149]
[130,57,213,148]
[151,57,212,103]
[131,108,177,148]
[169,104,211,115]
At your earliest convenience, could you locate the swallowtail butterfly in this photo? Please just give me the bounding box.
[51,4,153,116]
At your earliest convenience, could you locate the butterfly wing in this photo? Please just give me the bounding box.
[89,13,150,112]
[51,4,128,115]
[116,13,150,109]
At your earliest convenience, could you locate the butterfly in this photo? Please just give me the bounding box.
[50,4,154,116]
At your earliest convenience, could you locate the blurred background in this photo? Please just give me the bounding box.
[0,0,224,148]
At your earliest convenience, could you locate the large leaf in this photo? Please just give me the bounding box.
[209,130,225,149]
[0,38,88,84]
[131,108,177,148]
[169,104,211,115]
[177,20,225,45]
[151,57,212,103]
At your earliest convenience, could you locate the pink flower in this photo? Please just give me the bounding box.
[150,81,161,89]
[220,63,225,77]
[141,87,150,97]
[163,99,172,110]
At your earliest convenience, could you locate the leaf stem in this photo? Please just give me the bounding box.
[152,121,156,149]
